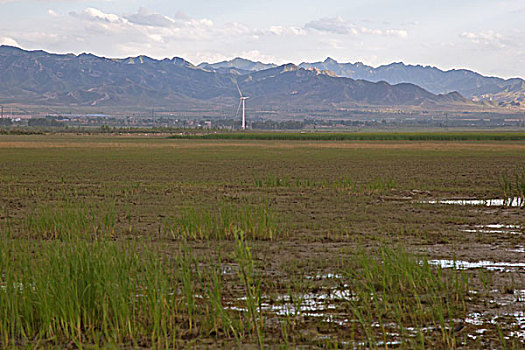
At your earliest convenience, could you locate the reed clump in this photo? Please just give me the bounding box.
[254,175,395,194]
[0,235,263,347]
[21,202,116,240]
[0,239,177,347]
[341,246,469,348]
[164,203,283,240]
[501,169,525,207]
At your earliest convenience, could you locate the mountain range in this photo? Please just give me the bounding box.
[0,45,517,113]
[206,57,525,107]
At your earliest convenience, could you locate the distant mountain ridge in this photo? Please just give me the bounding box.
[236,63,467,108]
[0,46,476,111]
[300,58,525,105]
[0,46,236,108]
[198,58,277,76]
[208,56,525,106]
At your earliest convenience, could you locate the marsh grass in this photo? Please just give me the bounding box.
[200,249,242,342]
[0,231,503,348]
[163,202,283,240]
[2,136,524,347]
[0,205,13,237]
[22,202,117,240]
[365,178,396,193]
[0,235,261,348]
[0,239,179,347]
[233,230,264,349]
[254,176,395,194]
[501,169,525,207]
[341,246,469,348]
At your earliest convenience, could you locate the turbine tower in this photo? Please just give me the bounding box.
[235,83,249,130]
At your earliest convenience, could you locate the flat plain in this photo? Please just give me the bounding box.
[1,134,525,348]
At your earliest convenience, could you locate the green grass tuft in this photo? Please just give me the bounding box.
[163,202,284,240]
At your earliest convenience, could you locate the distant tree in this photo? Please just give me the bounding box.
[0,118,12,126]
[99,125,112,133]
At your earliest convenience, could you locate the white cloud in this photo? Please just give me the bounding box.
[263,25,305,36]
[460,30,505,47]
[67,7,220,42]
[359,27,382,35]
[125,7,174,27]
[386,29,408,38]
[327,39,343,49]
[224,22,251,36]
[238,50,278,63]
[0,7,413,71]
[268,26,284,35]
[305,17,353,35]
[0,36,19,46]
[72,7,127,24]
[304,16,407,39]
[3,7,409,60]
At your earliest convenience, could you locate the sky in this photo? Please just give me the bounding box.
[0,0,524,78]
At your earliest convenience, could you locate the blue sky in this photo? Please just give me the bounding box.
[1,0,524,78]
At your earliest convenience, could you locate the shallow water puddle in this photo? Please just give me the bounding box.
[465,313,499,327]
[465,312,525,340]
[514,290,525,302]
[422,197,524,207]
[460,224,522,235]
[226,288,353,324]
[508,247,525,253]
[429,259,525,272]
[360,340,403,348]
[307,273,342,280]
[263,292,346,316]
[465,312,484,326]
[498,312,525,339]
[510,311,525,338]
[467,328,488,340]
[0,282,34,291]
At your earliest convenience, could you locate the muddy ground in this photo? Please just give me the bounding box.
[0,134,524,348]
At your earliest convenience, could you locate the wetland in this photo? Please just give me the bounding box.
[0,134,524,348]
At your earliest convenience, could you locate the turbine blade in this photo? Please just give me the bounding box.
[235,98,242,117]
[235,82,243,97]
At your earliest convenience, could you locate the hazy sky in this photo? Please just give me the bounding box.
[0,0,524,78]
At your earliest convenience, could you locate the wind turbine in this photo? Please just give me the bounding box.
[235,83,249,130]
